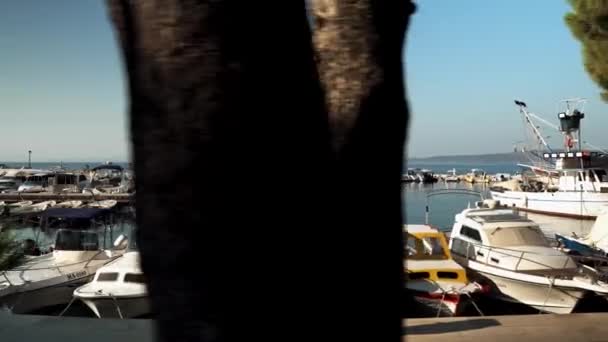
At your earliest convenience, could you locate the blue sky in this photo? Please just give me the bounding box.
[406,0,607,158]
[0,1,126,162]
[0,1,605,162]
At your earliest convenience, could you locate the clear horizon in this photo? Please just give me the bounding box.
[1,1,606,161]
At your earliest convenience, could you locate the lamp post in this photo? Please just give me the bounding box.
[28,150,31,168]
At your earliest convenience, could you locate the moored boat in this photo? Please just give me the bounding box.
[448,201,608,314]
[490,99,608,219]
[0,208,124,314]
[85,200,118,209]
[74,248,150,318]
[404,224,482,316]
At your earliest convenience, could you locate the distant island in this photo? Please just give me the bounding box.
[408,152,526,164]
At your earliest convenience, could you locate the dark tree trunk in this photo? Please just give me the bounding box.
[106,0,414,341]
[310,0,416,337]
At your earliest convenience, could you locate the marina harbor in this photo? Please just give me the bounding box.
[7,0,608,340]
[1,98,608,338]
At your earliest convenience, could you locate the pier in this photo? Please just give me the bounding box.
[3,312,608,341]
[0,192,133,203]
[405,312,608,341]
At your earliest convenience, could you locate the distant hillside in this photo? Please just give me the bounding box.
[408,152,526,164]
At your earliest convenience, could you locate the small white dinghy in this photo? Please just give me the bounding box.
[85,200,117,209]
[3,201,34,215]
[74,246,150,319]
[54,201,84,209]
[9,201,56,216]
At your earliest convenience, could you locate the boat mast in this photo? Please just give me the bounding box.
[514,100,552,152]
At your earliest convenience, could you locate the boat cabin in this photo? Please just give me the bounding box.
[93,252,144,285]
[404,225,467,283]
[538,151,608,193]
[35,208,117,257]
[449,208,577,271]
[17,173,53,192]
[47,173,88,193]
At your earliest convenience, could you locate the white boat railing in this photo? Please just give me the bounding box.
[0,250,120,286]
[453,238,578,273]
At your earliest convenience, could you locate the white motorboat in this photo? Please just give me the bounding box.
[85,200,118,209]
[0,208,124,314]
[74,248,150,318]
[17,173,53,193]
[448,200,608,314]
[9,201,56,216]
[405,225,482,316]
[444,169,459,182]
[54,201,84,209]
[490,99,608,219]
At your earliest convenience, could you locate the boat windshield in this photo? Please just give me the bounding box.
[486,226,549,247]
[54,229,100,251]
[405,233,448,260]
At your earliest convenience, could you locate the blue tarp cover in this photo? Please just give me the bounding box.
[42,208,110,220]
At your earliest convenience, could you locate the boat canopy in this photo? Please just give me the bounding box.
[42,208,110,220]
[92,164,124,171]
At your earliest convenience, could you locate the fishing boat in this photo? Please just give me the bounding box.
[405,224,482,316]
[74,247,150,318]
[448,200,608,314]
[0,208,124,314]
[490,99,608,219]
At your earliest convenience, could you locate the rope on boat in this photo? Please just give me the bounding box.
[463,291,484,316]
[109,293,124,319]
[74,290,125,319]
[58,296,77,317]
[436,292,447,318]
[430,280,485,317]
[539,276,556,314]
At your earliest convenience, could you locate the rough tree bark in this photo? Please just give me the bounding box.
[310,0,416,337]
[106,0,414,341]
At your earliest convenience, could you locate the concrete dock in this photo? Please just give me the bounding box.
[405,312,608,341]
[3,312,608,341]
[0,192,133,203]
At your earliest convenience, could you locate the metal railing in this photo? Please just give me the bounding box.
[454,238,578,274]
[0,250,122,286]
